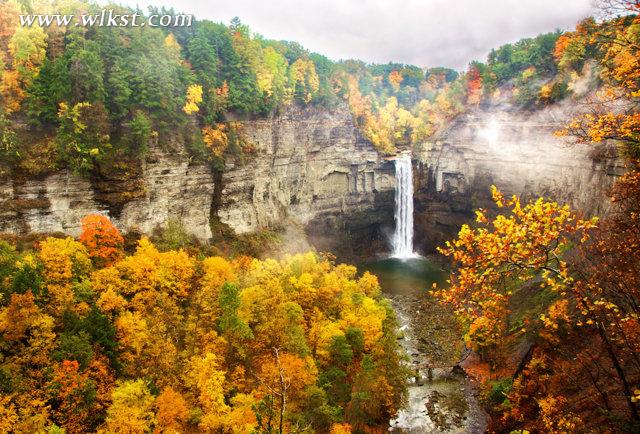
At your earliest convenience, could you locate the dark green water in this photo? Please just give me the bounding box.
[359,257,448,297]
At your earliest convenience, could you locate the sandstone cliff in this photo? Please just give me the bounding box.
[0,101,624,259]
[0,104,396,257]
[412,100,624,254]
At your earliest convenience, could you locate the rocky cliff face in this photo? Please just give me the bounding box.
[0,150,215,240]
[0,101,624,259]
[219,105,395,257]
[412,101,624,254]
[0,104,396,257]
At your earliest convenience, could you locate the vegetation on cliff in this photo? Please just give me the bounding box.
[0,0,634,181]
[0,214,408,432]
[435,1,640,431]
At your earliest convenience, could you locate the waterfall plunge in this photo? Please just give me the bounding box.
[392,154,417,259]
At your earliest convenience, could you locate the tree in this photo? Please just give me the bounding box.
[183,84,203,115]
[104,379,156,433]
[290,58,319,104]
[39,237,91,317]
[155,386,189,432]
[47,360,95,433]
[436,186,597,358]
[65,34,106,104]
[466,64,484,105]
[55,102,111,175]
[186,352,229,431]
[79,214,124,268]
[1,24,47,113]
[256,349,317,434]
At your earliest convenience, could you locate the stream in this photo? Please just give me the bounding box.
[359,257,487,433]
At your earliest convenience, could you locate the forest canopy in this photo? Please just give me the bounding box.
[0,215,409,432]
[0,0,623,182]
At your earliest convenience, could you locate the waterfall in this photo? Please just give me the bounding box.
[392,154,416,258]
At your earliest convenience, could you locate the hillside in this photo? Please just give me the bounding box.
[0,0,640,433]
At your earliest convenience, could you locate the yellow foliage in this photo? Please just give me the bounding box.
[202,124,229,157]
[164,33,181,61]
[155,386,189,432]
[115,310,149,362]
[539,83,552,101]
[0,24,47,113]
[39,237,91,316]
[39,236,91,285]
[0,395,18,433]
[104,379,156,433]
[220,393,258,433]
[183,84,203,114]
[537,395,583,433]
[330,423,353,433]
[437,187,597,355]
[339,295,387,351]
[202,256,236,290]
[186,352,229,430]
[291,58,319,103]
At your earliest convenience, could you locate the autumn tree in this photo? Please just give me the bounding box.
[291,58,320,104]
[434,185,598,365]
[557,7,640,157]
[55,102,111,175]
[103,379,156,433]
[0,24,47,113]
[47,360,95,433]
[466,64,484,105]
[155,386,189,432]
[79,214,124,268]
[39,237,92,317]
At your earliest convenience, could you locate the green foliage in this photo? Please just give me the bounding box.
[344,326,365,356]
[127,110,152,158]
[0,1,615,183]
[26,57,71,124]
[328,335,353,366]
[55,331,94,369]
[8,254,44,302]
[486,378,513,407]
[153,219,197,252]
[55,102,111,175]
[302,386,342,431]
[65,34,106,104]
[218,282,253,343]
[61,307,120,370]
[425,67,459,83]
[486,31,561,86]
[0,110,17,164]
[0,241,18,303]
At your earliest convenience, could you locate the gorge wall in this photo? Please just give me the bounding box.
[412,100,624,254]
[0,101,624,258]
[0,104,396,257]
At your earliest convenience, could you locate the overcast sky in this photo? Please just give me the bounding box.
[117,0,596,70]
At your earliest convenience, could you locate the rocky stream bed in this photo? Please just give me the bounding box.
[359,257,487,433]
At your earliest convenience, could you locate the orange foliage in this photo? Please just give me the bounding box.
[388,70,402,91]
[202,124,228,157]
[0,291,40,341]
[436,186,597,357]
[466,66,483,105]
[554,34,572,61]
[48,360,92,433]
[155,387,189,432]
[79,214,124,267]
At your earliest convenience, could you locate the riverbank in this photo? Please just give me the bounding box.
[358,257,488,433]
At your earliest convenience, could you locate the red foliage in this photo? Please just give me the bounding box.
[466,66,483,105]
[79,214,124,267]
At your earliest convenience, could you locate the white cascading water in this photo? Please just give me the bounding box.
[392,154,416,258]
